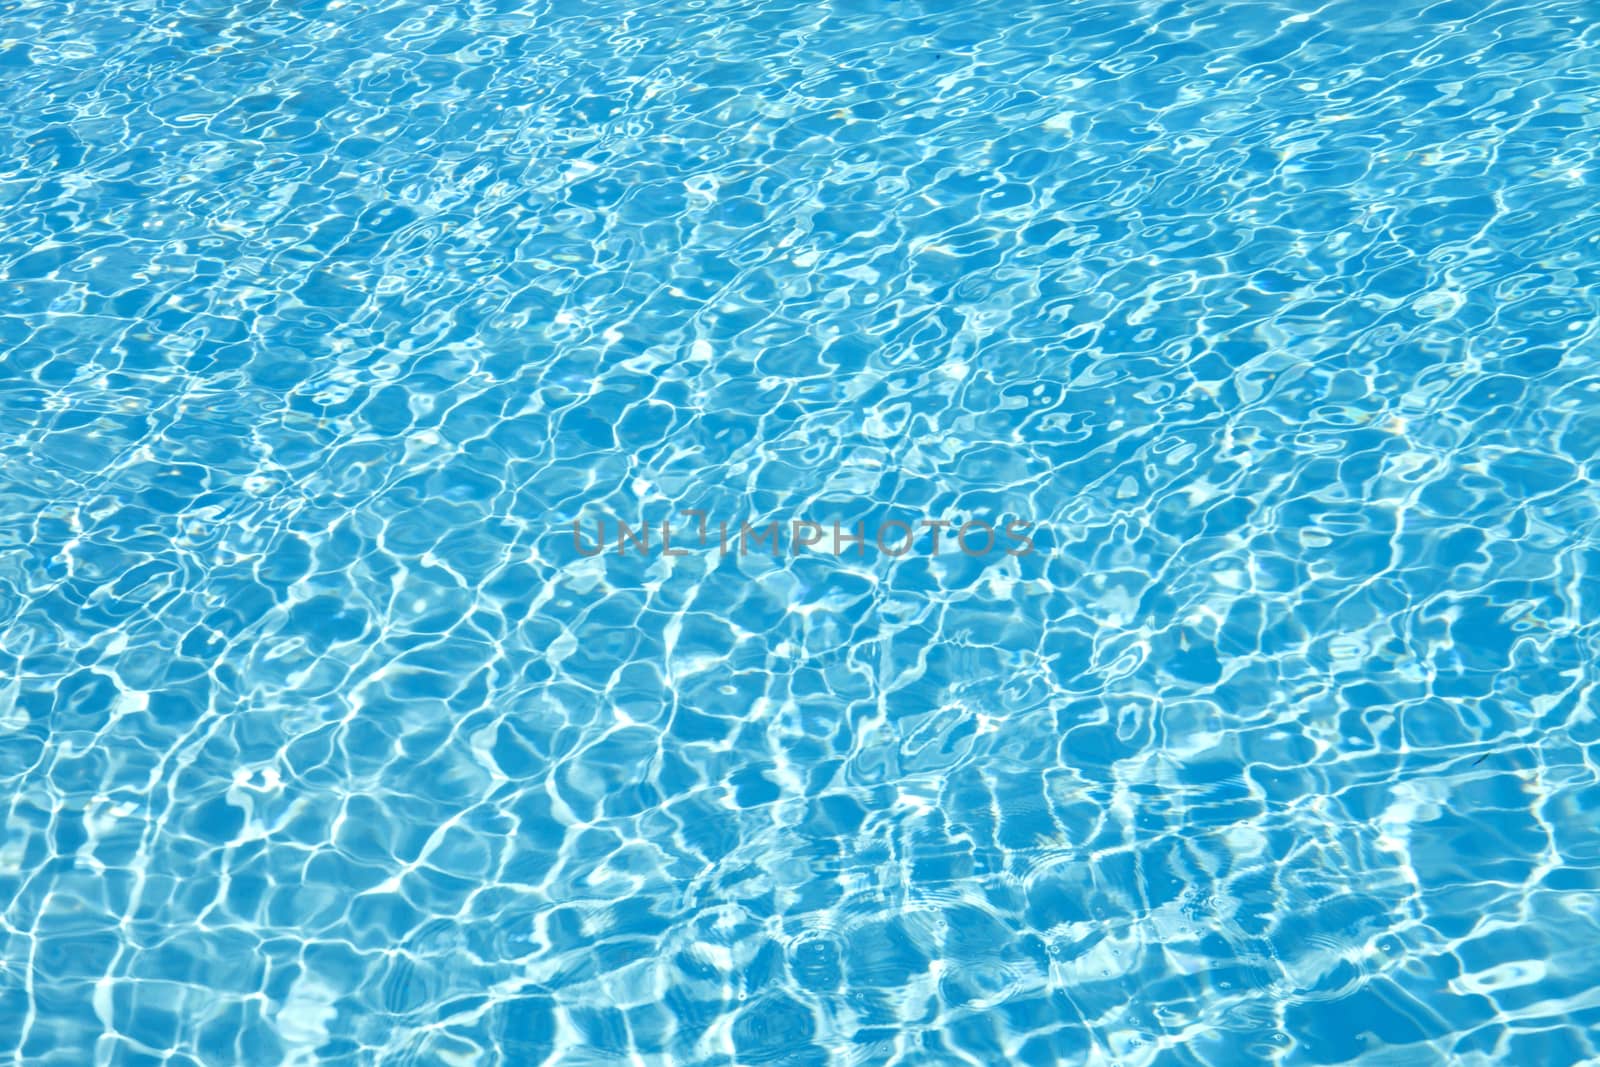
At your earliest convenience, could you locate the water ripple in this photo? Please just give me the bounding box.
[2,0,1600,1064]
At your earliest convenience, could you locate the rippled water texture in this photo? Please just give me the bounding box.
[4,0,1600,1064]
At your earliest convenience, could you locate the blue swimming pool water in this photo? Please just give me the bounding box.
[3,0,1600,1064]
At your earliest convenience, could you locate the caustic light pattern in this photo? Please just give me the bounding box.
[2,0,1600,1065]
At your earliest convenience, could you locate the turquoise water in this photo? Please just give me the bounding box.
[3,0,1600,1063]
